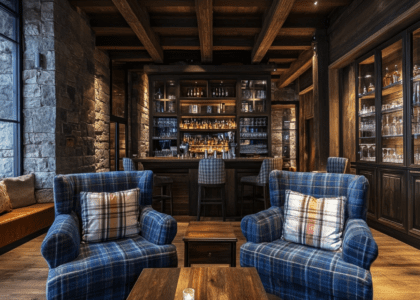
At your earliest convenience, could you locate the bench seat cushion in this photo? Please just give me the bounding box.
[0,203,55,248]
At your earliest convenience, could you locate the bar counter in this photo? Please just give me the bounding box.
[133,157,267,218]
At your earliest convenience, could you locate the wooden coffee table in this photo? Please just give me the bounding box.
[183,221,237,267]
[126,267,270,300]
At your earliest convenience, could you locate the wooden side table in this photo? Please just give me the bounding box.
[183,221,238,267]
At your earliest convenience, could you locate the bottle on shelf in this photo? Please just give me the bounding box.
[391,116,397,136]
[393,65,401,83]
[368,83,375,92]
[397,118,403,135]
[383,67,392,87]
[383,115,390,136]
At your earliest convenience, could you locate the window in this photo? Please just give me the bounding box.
[0,0,20,179]
[110,69,128,171]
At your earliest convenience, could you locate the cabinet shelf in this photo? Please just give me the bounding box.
[180,129,234,132]
[151,137,177,140]
[153,113,177,117]
[382,106,403,114]
[359,111,376,117]
[359,136,376,139]
[382,80,403,96]
[180,97,236,101]
[359,90,376,99]
[182,113,236,117]
[382,134,403,138]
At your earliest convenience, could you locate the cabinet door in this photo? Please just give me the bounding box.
[357,167,377,220]
[408,172,420,237]
[378,169,407,232]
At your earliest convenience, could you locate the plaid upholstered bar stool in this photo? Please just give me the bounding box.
[240,157,282,216]
[326,157,349,173]
[197,159,226,221]
[122,158,174,215]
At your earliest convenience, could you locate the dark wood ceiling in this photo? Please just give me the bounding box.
[69,0,351,82]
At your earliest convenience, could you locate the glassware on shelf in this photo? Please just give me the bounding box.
[368,83,375,92]
[155,88,163,100]
[393,65,401,83]
[383,115,390,136]
[383,67,393,87]
[414,65,420,77]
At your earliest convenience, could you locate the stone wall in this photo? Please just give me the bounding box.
[17,0,110,202]
[21,0,56,201]
[131,71,149,157]
[94,49,110,172]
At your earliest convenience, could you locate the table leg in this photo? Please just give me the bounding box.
[231,242,236,267]
[184,241,189,267]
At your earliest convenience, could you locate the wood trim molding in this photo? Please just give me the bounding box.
[329,1,420,69]
[277,49,313,88]
[112,0,164,63]
[251,0,296,63]
[144,65,275,74]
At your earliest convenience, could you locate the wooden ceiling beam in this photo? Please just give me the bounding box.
[195,0,213,63]
[251,0,296,63]
[277,49,313,88]
[269,38,312,50]
[109,51,153,62]
[111,0,164,63]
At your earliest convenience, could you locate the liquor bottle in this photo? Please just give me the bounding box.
[368,83,375,92]
[393,65,401,84]
[391,117,397,136]
[384,115,390,136]
[216,88,219,97]
[383,67,392,87]
[221,87,225,97]
[201,89,204,97]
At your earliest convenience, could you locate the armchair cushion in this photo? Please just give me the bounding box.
[140,206,177,245]
[342,219,378,270]
[41,212,80,269]
[80,188,140,243]
[47,235,177,300]
[282,190,346,251]
[241,206,283,244]
[240,239,373,300]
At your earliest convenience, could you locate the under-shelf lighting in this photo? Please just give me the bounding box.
[314,1,318,5]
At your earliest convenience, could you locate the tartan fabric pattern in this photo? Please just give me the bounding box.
[42,171,178,300]
[241,206,284,243]
[80,188,141,243]
[269,171,369,222]
[326,157,348,174]
[46,235,178,300]
[256,157,283,184]
[282,190,346,251]
[240,170,376,300]
[140,206,177,245]
[198,159,226,184]
[122,158,136,171]
[53,171,153,217]
[342,219,378,270]
[240,239,373,300]
[41,212,80,269]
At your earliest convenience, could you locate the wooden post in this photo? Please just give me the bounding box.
[313,30,330,171]
[329,68,340,157]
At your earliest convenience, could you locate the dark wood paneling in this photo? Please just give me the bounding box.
[378,169,407,232]
[408,172,420,238]
[342,64,356,170]
[329,0,420,67]
[358,167,377,220]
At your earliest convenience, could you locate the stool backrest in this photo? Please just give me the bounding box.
[257,157,283,184]
[122,158,144,171]
[326,157,348,174]
[198,159,226,184]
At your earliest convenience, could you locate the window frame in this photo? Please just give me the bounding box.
[0,0,22,177]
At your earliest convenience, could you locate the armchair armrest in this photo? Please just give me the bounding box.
[342,219,378,270]
[240,206,284,243]
[140,206,177,245]
[41,212,80,269]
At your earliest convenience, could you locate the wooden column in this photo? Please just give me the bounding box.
[313,30,330,171]
[329,68,340,157]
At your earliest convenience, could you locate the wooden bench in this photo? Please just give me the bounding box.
[0,203,55,249]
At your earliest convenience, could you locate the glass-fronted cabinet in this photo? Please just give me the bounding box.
[358,54,377,162]
[412,28,420,165]
[152,80,177,114]
[239,117,269,156]
[240,80,268,113]
[381,40,404,164]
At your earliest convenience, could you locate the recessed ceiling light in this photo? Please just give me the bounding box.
[314,1,318,5]
[273,68,277,72]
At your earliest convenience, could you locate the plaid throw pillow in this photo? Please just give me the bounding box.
[282,190,347,251]
[80,188,141,243]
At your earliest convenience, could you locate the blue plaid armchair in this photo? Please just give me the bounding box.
[41,171,178,300]
[240,171,378,300]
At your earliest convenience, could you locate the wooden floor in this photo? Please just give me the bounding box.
[0,216,419,299]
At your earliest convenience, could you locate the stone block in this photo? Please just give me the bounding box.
[24,22,40,36]
[24,144,41,158]
[41,143,55,158]
[0,158,13,179]
[0,100,13,119]
[0,74,12,85]
[0,86,13,101]
[37,70,55,86]
[0,122,13,149]
[23,70,37,84]
[41,2,54,21]
[24,84,41,98]
[34,172,54,189]
[67,111,79,124]
[35,188,53,203]
[33,106,55,133]
[45,51,55,70]
[41,21,54,36]
[0,150,13,158]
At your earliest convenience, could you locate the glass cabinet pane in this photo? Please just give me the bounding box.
[152,80,177,114]
[381,40,404,164]
[412,28,420,165]
[239,117,269,156]
[240,80,267,113]
[358,55,376,162]
[112,70,126,118]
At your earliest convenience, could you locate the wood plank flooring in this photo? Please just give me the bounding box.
[0,216,419,299]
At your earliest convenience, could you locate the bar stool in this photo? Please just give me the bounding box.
[326,157,349,174]
[240,157,282,216]
[197,158,226,221]
[122,157,174,215]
